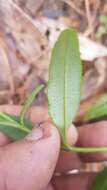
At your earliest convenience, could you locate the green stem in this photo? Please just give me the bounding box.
[62,132,107,153]
[0,122,31,134]
[0,113,19,125]
[17,125,31,133]
[20,84,44,126]
[63,144,107,153]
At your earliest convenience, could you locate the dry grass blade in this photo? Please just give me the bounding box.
[84,0,94,38]
[9,0,37,29]
[1,0,42,31]
[0,90,11,96]
[0,36,15,94]
[61,0,85,16]
[0,0,48,73]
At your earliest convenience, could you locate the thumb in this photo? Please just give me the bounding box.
[0,122,60,190]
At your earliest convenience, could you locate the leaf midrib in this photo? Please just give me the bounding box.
[63,35,69,132]
[0,121,31,133]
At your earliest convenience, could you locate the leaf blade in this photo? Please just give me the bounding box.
[0,115,33,140]
[85,94,107,121]
[20,84,44,125]
[0,112,19,125]
[90,167,107,190]
[48,28,82,134]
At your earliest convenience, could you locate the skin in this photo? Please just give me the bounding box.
[0,106,106,190]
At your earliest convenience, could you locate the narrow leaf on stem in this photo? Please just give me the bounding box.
[85,93,107,121]
[20,84,44,126]
[0,114,33,140]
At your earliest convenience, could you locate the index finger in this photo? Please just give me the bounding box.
[0,105,49,124]
[77,121,107,162]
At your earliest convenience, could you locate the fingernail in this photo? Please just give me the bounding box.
[25,127,43,141]
[40,122,52,138]
[25,122,52,141]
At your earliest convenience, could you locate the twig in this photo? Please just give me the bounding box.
[0,90,11,95]
[61,0,85,16]
[84,0,94,38]
[8,0,42,33]
[0,0,43,36]
[84,21,97,37]
[0,36,15,94]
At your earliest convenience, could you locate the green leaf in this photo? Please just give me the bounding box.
[0,113,33,140]
[0,85,44,140]
[96,26,106,38]
[20,84,44,125]
[7,114,33,130]
[99,15,107,25]
[90,167,107,190]
[47,28,82,139]
[85,94,107,121]
[0,112,20,125]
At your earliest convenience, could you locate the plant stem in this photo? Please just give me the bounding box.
[0,113,19,125]
[63,144,107,153]
[0,122,31,134]
[17,125,31,133]
[62,133,107,153]
[20,84,44,126]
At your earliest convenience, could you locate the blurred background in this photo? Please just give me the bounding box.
[0,0,107,123]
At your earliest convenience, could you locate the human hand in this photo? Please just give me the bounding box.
[0,106,107,190]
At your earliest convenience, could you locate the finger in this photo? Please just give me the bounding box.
[45,184,54,190]
[0,105,21,115]
[77,121,107,161]
[0,133,12,146]
[55,151,83,173]
[67,124,78,145]
[27,106,49,124]
[0,105,48,146]
[0,122,60,190]
[52,173,96,190]
[55,124,82,173]
[0,105,49,124]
